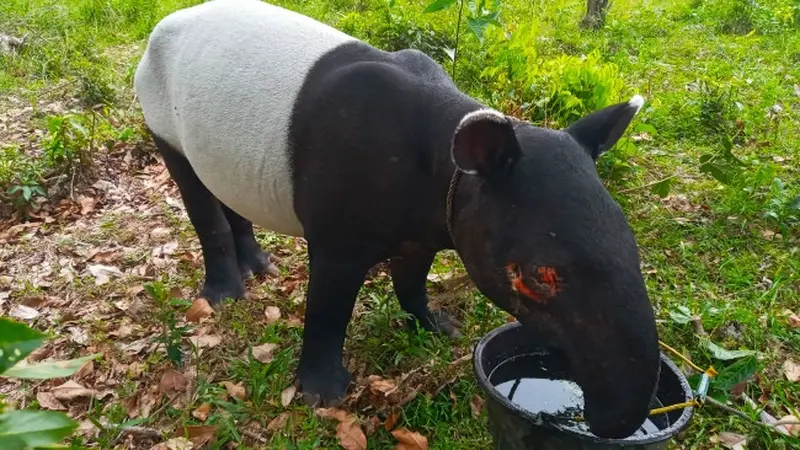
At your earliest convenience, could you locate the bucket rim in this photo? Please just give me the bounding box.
[472,321,695,445]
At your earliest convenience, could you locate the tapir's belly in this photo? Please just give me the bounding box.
[134,0,357,238]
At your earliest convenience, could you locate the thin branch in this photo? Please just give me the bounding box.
[37,79,77,97]
[451,0,465,80]
[706,397,754,422]
[110,426,163,445]
[617,175,678,194]
[242,428,268,443]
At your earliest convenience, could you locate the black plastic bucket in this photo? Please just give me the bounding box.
[473,322,694,450]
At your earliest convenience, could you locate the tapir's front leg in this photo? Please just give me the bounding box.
[296,246,375,407]
[390,250,463,338]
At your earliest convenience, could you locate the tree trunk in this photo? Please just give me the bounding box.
[580,0,610,29]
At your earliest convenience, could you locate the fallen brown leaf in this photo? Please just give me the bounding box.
[783,309,800,328]
[251,343,279,364]
[160,370,188,396]
[67,327,88,346]
[109,323,134,338]
[364,416,381,435]
[150,437,194,450]
[337,418,367,450]
[76,419,99,439]
[74,360,94,380]
[186,298,214,323]
[392,427,428,450]
[783,359,800,382]
[192,403,212,421]
[776,415,800,436]
[384,412,400,431]
[87,248,123,264]
[150,227,172,239]
[715,431,747,450]
[9,304,40,320]
[315,407,349,422]
[140,390,162,418]
[222,381,246,401]
[27,346,51,362]
[189,334,222,349]
[78,195,95,215]
[87,264,123,285]
[369,376,397,397]
[267,412,290,431]
[184,425,216,447]
[20,295,46,307]
[470,394,484,418]
[51,380,97,401]
[122,396,140,418]
[36,391,66,410]
[281,385,296,407]
[264,306,281,324]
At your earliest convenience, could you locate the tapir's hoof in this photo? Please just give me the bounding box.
[201,282,246,306]
[297,364,351,408]
[239,250,280,279]
[409,309,463,339]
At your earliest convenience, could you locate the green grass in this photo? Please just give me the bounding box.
[1,0,799,448]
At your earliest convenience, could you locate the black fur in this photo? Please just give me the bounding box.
[148,39,658,438]
[285,40,658,437]
[288,43,477,407]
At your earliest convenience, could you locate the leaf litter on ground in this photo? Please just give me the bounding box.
[315,408,367,449]
[159,370,188,397]
[185,298,214,323]
[392,427,429,450]
[191,403,211,421]
[783,360,800,382]
[264,305,281,324]
[50,380,97,401]
[221,381,246,401]
[280,385,296,407]
[251,342,279,364]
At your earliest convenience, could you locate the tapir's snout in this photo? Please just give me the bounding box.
[557,279,661,438]
[572,331,660,438]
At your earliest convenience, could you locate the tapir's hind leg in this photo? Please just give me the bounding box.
[152,135,245,304]
[220,204,280,279]
[390,250,463,338]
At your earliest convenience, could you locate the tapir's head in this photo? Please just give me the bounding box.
[450,96,659,438]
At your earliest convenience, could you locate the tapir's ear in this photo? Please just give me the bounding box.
[566,95,645,160]
[451,109,522,177]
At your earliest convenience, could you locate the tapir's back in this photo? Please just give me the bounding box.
[134,0,357,236]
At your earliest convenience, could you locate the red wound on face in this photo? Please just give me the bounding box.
[505,263,542,301]
[505,263,561,303]
[537,266,559,292]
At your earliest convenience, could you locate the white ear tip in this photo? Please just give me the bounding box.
[629,94,645,112]
[458,108,507,129]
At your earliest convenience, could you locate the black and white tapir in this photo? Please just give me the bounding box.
[134,0,660,438]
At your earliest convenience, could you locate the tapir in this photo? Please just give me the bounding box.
[134,0,660,438]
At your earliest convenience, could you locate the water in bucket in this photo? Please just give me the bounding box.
[489,352,669,438]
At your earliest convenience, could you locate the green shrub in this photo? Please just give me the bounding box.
[0,145,47,212]
[0,318,99,449]
[340,8,454,59]
[693,0,798,35]
[479,24,624,126]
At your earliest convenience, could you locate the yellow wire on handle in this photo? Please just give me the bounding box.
[645,341,717,416]
[659,340,718,378]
